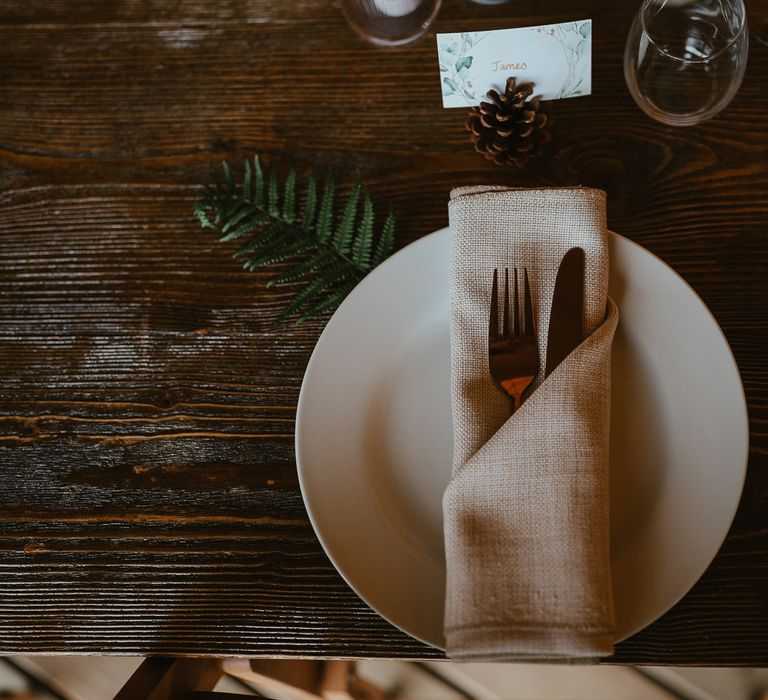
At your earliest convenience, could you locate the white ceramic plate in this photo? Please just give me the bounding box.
[296,228,748,649]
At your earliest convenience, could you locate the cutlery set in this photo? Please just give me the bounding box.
[489,247,585,412]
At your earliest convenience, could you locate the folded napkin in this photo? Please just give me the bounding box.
[443,186,618,662]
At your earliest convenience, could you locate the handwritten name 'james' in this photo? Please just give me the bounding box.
[492,60,527,71]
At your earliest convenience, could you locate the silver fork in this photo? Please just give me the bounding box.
[488,267,539,413]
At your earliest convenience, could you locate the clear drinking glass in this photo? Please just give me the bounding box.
[341,0,442,46]
[624,0,748,126]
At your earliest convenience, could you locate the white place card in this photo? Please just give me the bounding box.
[436,20,592,108]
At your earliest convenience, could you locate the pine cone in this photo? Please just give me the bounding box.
[466,77,552,167]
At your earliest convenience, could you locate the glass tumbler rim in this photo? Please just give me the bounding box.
[639,0,747,65]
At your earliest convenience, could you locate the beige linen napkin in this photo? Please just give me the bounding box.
[443,186,618,661]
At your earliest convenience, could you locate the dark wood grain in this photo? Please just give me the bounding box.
[0,0,766,664]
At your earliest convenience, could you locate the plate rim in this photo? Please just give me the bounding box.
[296,227,749,651]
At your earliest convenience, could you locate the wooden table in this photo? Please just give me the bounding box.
[1,0,766,665]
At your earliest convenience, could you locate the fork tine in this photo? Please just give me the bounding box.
[489,268,499,340]
[502,268,509,338]
[523,268,535,337]
[512,268,520,337]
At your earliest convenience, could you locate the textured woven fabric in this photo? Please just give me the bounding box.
[443,186,618,661]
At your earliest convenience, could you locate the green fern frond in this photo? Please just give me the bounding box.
[195,194,216,229]
[301,174,318,229]
[221,204,257,236]
[297,280,357,324]
[234,220,287,257]
[333,176,361,255]
[283,166,297,223]
[352,194,375,267]
[193,157,397,323]
[316,175,335,241]
[234,220,289,258]
[243,160,253,203]
[268,165,279,216]
[244,235,306,269]
[267,249,334,287]
[253,156,265,206]
[275,263,353,323]
[372,206,396,265]
[221,212,269,244]
[222,161,233,188]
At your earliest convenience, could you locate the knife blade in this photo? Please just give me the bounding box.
[545,247,585,377]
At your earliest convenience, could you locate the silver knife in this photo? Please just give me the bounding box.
[545,247,585,377]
